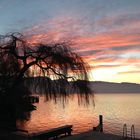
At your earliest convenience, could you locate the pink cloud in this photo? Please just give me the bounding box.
[73,33,140,50]
[22,14,140,73]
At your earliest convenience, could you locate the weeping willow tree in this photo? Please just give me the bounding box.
[0,33,92,97]
[0,32,92,130]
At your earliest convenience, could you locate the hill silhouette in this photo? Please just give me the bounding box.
[89,81,140,93]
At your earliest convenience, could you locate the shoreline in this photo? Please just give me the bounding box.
[2,129,139,140]
[60,131,140,140]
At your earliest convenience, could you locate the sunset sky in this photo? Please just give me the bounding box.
[0,0,140,83]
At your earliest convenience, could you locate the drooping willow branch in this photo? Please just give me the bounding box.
[0,33,92,103]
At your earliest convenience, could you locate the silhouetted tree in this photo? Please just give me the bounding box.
[0,33,92,130]
[0,33,91,97]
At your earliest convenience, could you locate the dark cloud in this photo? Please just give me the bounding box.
[109,45,140,51]
[97,12,140,32]
[77,49,102,56]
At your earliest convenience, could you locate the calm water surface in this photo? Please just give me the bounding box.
[17,93,140,138]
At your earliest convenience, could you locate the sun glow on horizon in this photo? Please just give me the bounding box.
[91,65,140,83]
[92,69,117,82]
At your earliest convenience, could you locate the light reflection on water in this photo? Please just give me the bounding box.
[17,93,140,138]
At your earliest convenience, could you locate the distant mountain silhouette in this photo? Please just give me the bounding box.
[89,81,140,93]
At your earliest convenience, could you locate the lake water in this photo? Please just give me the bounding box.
[17,93,140,138]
